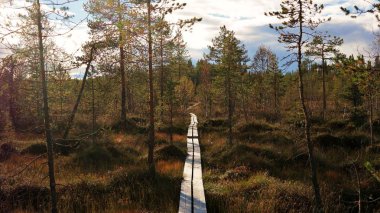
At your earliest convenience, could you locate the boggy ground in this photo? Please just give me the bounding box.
[200,118,380,213]
[0,124,188,212]
[0,116,379,212]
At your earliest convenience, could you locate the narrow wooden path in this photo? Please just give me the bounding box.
[178,113,207,213]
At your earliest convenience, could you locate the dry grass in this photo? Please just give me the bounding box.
[155,132,186,143]
[0,130,184,212]
[112,133,137,144]
[156,160,184,177]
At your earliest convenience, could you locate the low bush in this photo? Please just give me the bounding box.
[154,145,186,162]
[239,131,293,145]
[339,133,370,149]
[367,145,380,154]
[158,125,187,135]
[21,143,46,155]
[110,118,146,134]
[210,144,280,171]
[0,143,18,162]
[9,185,50,211]
[314,134,341,148]
[221,166,250,181]
[326,119,348,130]
[72,143,136,172]
[350,107,367,127]
[205,172,315,212]
[314,133,370,149]
[237,120,274,133]
[207,119,227,127]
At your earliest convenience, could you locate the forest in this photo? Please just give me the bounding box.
[0,0,379,212]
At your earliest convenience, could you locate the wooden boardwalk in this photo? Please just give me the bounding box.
[179,113,207,213]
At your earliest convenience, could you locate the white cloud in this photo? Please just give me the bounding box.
[168,0,378,69]
[1,0,379,72]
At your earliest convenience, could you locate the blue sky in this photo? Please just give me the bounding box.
[1,0,378,73]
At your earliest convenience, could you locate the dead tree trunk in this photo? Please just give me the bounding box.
[62,46,95,139]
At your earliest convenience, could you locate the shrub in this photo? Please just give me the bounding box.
[339,133,370,149]
[212,144,276,170]
[9,185,50,211]
[201,119,228,129]
[110,118,145,133]
[72,143,135,172]
[314,134,341,148]
[310,116,324,126]
[158,125,187,135]
[55,139,81,156]
[349,107,367,127]
[221,166,250,181]
[238,130,292,145]
[237,120,274,133]
[367,145,380,154]
[327,119,348,130]
[21,143,46,155]
[154,145,186,162]
[0,143,18,162]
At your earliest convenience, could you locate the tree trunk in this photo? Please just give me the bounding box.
[91,65,96,144]
[274,70,279,115]
[119,0,127,131]
[159,32,164,123]
[147,0,155,174]
[322,54,327,120]
[298,2,323,212]
[7,57,16,130]
[169,97,173,145]
[369,92,374,146]
[227,70,233,145]
[354,164,362,213]
[36,1,57,212]
[62,47,94,139]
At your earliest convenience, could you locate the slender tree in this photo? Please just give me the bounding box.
[266,1,330,211]
[306,33,343,120]
[85,0,132,131]
[63,44,96,139]
[35,1,57,211]
[206,26,248,145]
[147,0,155,174]
[251,46,282,115]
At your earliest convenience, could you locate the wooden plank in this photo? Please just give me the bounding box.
[179,113,207,213]
[179,179,192,213]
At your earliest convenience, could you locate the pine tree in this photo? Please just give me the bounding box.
[85,0,133,131]
[306,33,343,120]
[205,26,248,145]
[266,1,330,211]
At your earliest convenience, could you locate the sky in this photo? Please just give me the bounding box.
[0,0,379,74]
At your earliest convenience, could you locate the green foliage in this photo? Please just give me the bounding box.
[349,107,368,127]
[364,161,380,182]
